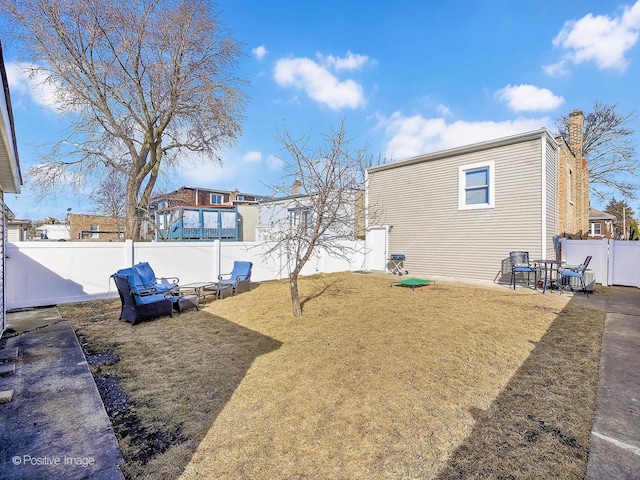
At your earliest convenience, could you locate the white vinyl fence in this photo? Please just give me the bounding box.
[6,239,372,310]
[560,238,640,288]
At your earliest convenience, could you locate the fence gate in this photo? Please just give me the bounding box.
[610,240,640,287]
[366,226,388,271]
[561,238,640,288]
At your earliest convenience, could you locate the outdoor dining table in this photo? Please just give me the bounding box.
[533,259,566,293]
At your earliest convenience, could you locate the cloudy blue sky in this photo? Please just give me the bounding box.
[4,0,640,220]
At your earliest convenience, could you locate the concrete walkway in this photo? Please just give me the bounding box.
[0,307,124,480]
[584,286,640,479]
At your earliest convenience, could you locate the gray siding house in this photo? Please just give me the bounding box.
[0,42,22,336]
[366,129,559,283]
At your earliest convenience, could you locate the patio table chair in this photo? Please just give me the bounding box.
[509,251,537,290]
[218,261,253,296]
[558,256,592,297]
[111,270,173,324]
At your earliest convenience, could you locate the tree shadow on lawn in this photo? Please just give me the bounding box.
[436,297,605,479]
[64,300,282,479]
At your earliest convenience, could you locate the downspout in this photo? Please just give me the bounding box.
[540,135,547,258]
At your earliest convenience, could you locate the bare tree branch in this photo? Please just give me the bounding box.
[1,0,247,239]
[260,120,372,317]
[557,102,638,201]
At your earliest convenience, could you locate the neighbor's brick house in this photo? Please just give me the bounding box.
[66,213,125,240]
[588,208,616,239]
[556,109,590,238]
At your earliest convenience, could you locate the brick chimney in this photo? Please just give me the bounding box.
[293,179,302,195]
[568,109,584,160]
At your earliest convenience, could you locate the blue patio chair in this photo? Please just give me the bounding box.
[111,270,173,324]
[558,256,592,297]
[218,261,253,296]
[509,251,537,290]
[132,262,179,295]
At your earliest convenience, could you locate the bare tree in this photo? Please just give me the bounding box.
[1,0,246,239]
[92,173,126,218]
[605,197,637,240]
[262,121,371,317]
[557,102,638,201]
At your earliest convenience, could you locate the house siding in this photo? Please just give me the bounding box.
[1,194,5,334]
[545,139,559,258]
[368,132,557,282]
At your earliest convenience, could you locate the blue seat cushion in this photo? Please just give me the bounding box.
[559,269,582,278]
[513,267,535,272]
[230,261,252,281]
[134,262,157,288]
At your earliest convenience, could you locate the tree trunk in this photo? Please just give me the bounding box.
[125,182,142,241]
[289,272,302,317]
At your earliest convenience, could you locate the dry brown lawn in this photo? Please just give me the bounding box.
[61,272,605,479]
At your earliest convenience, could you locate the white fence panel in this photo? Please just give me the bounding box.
[560,238,609,286]
[134,241,219,285]
[6,242,125,308]
[6,238,377,309]
[610,240,640,287]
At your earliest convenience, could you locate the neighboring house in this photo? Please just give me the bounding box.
[151,186,265,241]
[256,189,365,241]
[35,224,71,241]
[66,213,125,240]
[154,206,240,241]
[4,204,28,242]
[588,208,616,239]
[0,40,22,336]
[150,186,264,210]
[557,110,590,238]
[7,218,29,242]
[366,113,589,283]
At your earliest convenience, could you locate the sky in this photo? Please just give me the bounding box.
[3,0,640,220]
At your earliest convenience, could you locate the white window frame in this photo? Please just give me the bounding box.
[458,160,495,210]
[590,221,602,236]
[210,194,223,204]
[90,223,99,239]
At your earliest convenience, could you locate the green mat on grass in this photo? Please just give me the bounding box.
[392,278,435,289]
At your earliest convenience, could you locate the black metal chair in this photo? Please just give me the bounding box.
[558,256,592,297]
[509,251,537,290]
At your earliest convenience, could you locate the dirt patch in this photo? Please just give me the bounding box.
[76,336,187,471]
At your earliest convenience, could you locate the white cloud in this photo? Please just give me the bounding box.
[252,45,268,60]
[550,0,640,72]
[318,51,371,71]
[5,62,66,112]
[274,56,366,109]
[380,111,551,160]
[496,84,565,112]
[243,151,262,163]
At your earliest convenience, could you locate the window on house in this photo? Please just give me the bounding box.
[157,200,168,210]
[289,207,313,231]
[237,195,245,202]
[590,222,602,236]
[90,223,99,239]
[210,194,223,204]
[458,161,495,210]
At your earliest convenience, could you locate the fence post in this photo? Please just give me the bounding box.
[125,239,134,267]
